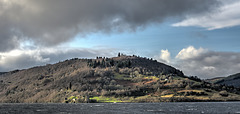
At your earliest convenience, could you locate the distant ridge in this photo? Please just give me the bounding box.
[214,73,240,88]
[0,72,7,76]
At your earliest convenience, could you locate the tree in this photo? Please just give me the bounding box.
[97,61,100,66]
[185,84,192,90]
[157,87,161,93]
[127,60,131,68]
[69,82,72,90]
[116,62,123,68]
[93,60,97,68]
[101,59,105,67]
[110,59,114,66]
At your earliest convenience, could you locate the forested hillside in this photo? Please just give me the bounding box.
[0,54,240,103]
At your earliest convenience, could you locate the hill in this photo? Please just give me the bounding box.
[0,54,240,103]
[205,77,225,84]
[0,72,7,75]
[213,73,240,88]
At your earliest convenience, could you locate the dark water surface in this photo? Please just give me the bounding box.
[0,102,240,114]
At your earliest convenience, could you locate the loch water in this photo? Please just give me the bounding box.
[0,102,240,114]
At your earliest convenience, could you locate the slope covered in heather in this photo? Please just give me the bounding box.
[0,55,239,103]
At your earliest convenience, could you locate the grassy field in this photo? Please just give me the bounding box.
[113,73,132,80]
[90,96,124,103]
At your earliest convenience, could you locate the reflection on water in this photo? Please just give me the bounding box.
[0,102,240,114]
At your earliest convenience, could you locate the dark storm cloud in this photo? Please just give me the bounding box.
[0,0,220,51]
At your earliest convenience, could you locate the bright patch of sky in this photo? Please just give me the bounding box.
[70,21,240,58]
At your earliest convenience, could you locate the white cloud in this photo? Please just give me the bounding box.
[0,47,115,72]
[175,46,240,78]
[172,1,240,30]
[176,46,206,60]
[155,49,171,63]
[156,46,240,78]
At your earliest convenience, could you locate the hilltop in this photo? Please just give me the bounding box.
[0,54,240,103]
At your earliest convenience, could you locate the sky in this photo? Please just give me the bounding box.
[0,0,240,78]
